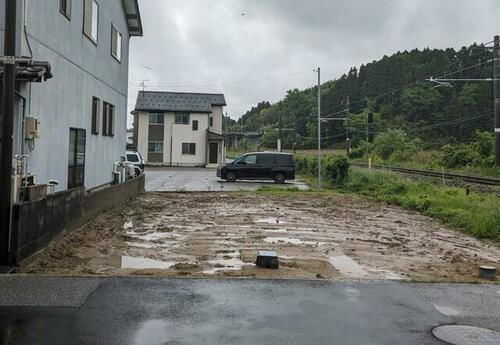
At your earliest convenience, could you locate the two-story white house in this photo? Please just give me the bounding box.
[132,91,226,166]
[2,0,142,192]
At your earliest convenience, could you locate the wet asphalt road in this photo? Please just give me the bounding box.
[145,167,308,192]
[1,276,499,345]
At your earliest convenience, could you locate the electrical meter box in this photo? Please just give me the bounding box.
[25,116,40,139]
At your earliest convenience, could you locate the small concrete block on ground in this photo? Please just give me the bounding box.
[256,250,279,269]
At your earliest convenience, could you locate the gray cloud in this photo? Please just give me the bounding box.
[128,0,499,125]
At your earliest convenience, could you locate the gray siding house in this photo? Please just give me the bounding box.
[133,91,226,167]
[1,0,142,191]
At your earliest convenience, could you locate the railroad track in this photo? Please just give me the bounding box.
[350,162,500,186]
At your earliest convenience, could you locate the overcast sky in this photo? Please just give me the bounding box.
[127,0,499,125]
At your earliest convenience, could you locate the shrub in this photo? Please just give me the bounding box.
[296,154,349,185]
[372,129,421,162]
[349,141,373,159]
[440,130,494,168]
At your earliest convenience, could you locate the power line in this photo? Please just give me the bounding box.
[130,60,312,87]
[131,71,313,88]
[434,59,493,79]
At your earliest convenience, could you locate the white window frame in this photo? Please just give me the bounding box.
[83,0,99,44]
[111,23,122,62]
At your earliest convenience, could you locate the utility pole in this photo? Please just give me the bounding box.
[278,111,282,152]
[224,112,228,160]
[225,112,228,135]
[139,79,149,92]
[317,67,321,189]
[0,0,17,265]
[345,96,350,157]
[293,111,297,154]
[494,35,500,165]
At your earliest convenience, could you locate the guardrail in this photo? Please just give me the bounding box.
[350,162,500,186]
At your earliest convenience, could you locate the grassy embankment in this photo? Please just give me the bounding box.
[258,161,500,242]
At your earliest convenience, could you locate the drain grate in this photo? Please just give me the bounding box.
[433,325,500,345]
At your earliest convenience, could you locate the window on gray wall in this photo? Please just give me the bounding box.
[192,120,198,131]
[209,117,213,127]
[60,0,71,19]
[91,97,100,135]
[83,0,99,43]
[111,24,122,62]
[102,102,114,136]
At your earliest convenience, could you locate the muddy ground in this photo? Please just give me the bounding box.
[25,192,499,281]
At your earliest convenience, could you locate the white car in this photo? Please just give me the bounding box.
[126,151,145,176]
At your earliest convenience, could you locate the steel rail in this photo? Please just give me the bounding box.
[351,162,500,186]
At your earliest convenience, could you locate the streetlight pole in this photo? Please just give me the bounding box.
[316,67,321,189]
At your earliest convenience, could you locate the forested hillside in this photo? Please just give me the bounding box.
[233,43,494,151]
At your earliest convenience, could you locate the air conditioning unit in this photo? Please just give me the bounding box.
[25,116,40,139]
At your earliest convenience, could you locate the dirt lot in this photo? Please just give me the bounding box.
[25,192,499,281]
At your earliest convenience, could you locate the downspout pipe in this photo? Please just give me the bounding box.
[0,0,18,265]
[15,91,26,155]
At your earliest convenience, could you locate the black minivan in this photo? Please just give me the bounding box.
[217,152,295,184]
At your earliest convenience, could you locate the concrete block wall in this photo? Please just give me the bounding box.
[10,175,145,266]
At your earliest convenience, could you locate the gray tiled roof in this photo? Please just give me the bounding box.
[134,91,226,113]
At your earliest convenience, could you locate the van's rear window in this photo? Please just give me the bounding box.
[258,154,275,164]
[276,155,293,165]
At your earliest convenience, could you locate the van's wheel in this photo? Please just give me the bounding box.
[273,172,285,184]
[226,171,237,182]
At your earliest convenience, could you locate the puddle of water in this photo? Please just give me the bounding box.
[121,256,176,269]
[264,237,324,246]
[256,217,286,224]
[90,255,176,270]
[203,251,252,274]
[265,228,288,233]
[123,220,133,230]
[329,255,401,279]
[328,255,369,278]
[434,305,460,316]
[127,231,182,242]
[134,320,169,345]
[344,287,362,302]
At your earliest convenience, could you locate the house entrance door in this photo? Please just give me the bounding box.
[209,142,218,164]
